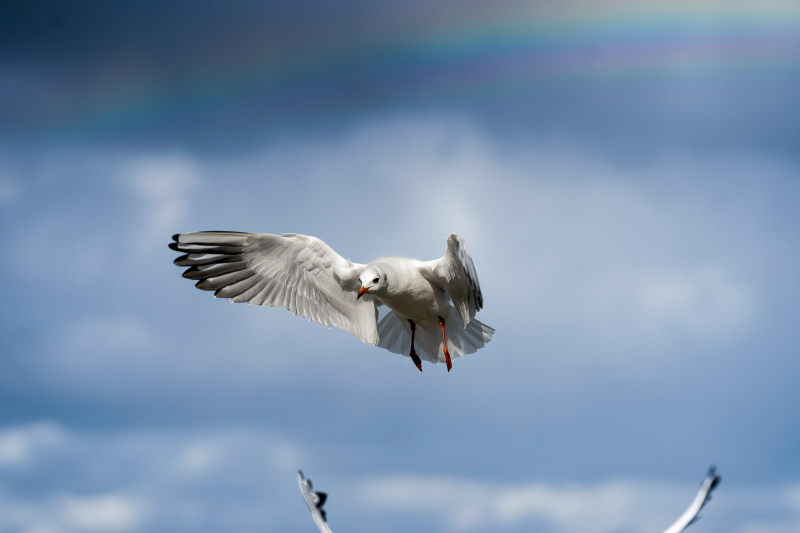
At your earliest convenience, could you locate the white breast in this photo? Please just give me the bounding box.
[372,257,450,327]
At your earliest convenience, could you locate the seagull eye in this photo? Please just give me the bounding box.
[358,278,361,284]
[373,277,379,283]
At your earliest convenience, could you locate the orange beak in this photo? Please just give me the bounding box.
[357,286,370,300]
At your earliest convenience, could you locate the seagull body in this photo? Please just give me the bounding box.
[170,232,494,371]
[364,256,450,326]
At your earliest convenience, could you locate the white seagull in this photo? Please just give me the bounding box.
[170,231,494,371]
[297,470,333,533]
[662,467,721,533]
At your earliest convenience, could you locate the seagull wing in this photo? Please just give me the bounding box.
[662,467,721,533]
[171,232,379,345]
[298,470,334,533]
[422,234,484,326]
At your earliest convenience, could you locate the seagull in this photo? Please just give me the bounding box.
[662,467,721,533]
[297,470,333,533]
[170,232,494,371]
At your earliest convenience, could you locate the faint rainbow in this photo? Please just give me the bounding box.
[55,1,800,137]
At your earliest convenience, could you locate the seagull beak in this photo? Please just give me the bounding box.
[357,286,369,300]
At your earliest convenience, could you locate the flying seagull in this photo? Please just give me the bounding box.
[297,470,332,533]
[170,232,494,371]
[662,467,721,533]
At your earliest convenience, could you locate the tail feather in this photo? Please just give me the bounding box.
[377,306,494,365]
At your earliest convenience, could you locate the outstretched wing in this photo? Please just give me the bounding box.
[297,470,334,533]
[662,467,721,533]
[170,231,379,345]
[422,234,484,327]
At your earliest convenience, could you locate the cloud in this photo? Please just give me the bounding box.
[635,266,752,338]
[60,494,145,532]
[0,422,307,533]
[736,486,800,533]
[0,492,146,533]
[126,154,200,249]
[0,423,63,468]
[356,474,800,533]
[177,445,216,475]
[357,475,681,532]
[4,114,789,399]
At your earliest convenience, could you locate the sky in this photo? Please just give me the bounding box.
[1,1,799,532]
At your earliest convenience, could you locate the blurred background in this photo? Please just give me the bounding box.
[1,1,799,532]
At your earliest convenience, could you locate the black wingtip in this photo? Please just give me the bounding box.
[195,279,215,291]
[703,466,721,493]
[181,266,200,279]
[172,233,181,242]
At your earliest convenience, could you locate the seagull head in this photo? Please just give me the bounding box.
[357,266,386,299]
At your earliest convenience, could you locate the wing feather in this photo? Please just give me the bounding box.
[181,261,248,279]
[232,279,269,304]
[196,269,256,291]
[214,273,260,299]
[171,232,378,345]
[174,253,242,266]
[662,467,721,533]
[422,234,484,327]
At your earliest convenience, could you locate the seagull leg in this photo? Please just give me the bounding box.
[438,316,452,372]
[408,320,422,372]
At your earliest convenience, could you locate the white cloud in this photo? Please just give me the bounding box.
[737,486,800,533]
[178,444,216,474]
[356,474,800,533]
[357,475,681,532]
[0,492,146,533]
[60,494,145,532]
[126,154,200,248]
[636,266,752,338]
[0,433,28,466]
[0,423,63,468]
[0,422,306,533]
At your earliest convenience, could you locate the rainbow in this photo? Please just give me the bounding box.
[59,0,800,136]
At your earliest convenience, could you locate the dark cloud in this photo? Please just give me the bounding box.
[1,0,798,158]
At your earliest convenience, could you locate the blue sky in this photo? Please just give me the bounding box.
[1,1,800,532]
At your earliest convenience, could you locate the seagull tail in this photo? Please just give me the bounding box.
[377,306,494,365]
